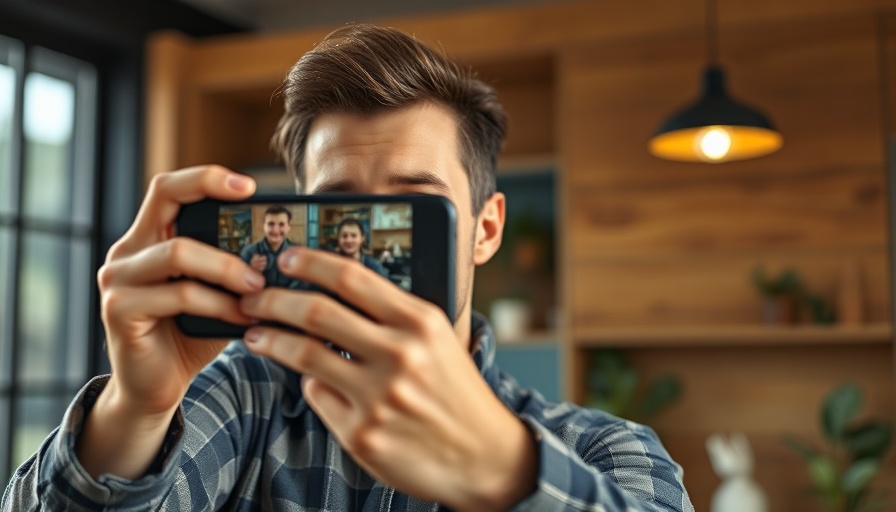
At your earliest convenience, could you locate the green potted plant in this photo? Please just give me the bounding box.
[585,348,682,423]
[751,264,803,324]
[783,383,893,512]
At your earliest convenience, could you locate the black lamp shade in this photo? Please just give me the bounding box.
[649,66,783,163]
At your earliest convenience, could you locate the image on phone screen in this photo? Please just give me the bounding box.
[218,201,413,292]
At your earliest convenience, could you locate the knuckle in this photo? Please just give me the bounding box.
[302,297,332,329]
[390,343,426,371]
[105,239,130,262]
[287,340,317,370]
[101,288,126,319]
[334,263,363,291]
[381,379,412,412]
[96,263,116,290]
[147,172,173,195]
[175,281,198,304]
[162,238,189,265]
[412,303,444,338]
[348,427,382,460]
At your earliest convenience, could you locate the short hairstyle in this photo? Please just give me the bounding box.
[270,23,508,215]
[336,217,364,237]
[264,205,292,222]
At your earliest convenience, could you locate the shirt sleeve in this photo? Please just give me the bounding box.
[1,375,188,512]
[1,344,256,512]
[510,416,695,512]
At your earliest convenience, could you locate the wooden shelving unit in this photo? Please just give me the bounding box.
[574,323,893,348]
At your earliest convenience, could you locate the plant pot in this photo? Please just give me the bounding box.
[490,298,532,341]
[761,295,797,325]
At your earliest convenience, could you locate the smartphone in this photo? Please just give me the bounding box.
[175,193,456,338]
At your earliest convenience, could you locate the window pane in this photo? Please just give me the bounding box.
[12,395,68,472]
[0,397,8,480]
[0,63,15,216]
[17,233,90,385]
[0,228,13,388]
[22,72,74,223]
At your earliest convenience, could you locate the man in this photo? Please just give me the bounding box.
[240,205,299,287]
[2,24,694,511]
[333,217,390,278]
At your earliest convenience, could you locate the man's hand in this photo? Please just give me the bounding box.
[239,248,538,511]
[76,165,265,480]
[249,254,268,272]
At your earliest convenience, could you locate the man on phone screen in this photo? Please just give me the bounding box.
[3,23,694,512]
[239,205,298,287]
[333,217,390,278]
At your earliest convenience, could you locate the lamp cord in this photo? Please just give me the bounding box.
[706,0,719,65]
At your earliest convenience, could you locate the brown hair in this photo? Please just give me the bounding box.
[270,23,507,215]
[264,205,292,221]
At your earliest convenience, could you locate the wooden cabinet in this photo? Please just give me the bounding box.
[145,1,896,509]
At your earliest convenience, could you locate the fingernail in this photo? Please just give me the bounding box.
[245,271,265,289]
[227,174,253,192]
[280,249,300,270]
[244,329,262,345]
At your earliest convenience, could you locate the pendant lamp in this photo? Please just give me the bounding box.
[648,0,783,163]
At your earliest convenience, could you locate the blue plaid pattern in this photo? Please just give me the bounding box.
[3,312,694,511]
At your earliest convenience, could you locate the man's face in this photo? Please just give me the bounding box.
[264,213,291,245]
[301,102,502,347]
[337,224,364,257]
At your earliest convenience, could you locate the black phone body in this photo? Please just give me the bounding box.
[175,193,457,338]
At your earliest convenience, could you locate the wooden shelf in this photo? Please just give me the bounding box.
[574,323,893,348]
[495,329,560,346]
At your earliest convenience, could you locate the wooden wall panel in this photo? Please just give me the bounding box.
[569,250,891,329]
[623,344,896,512]
[561,16,883,189]
[568,167,886,258]
[559,15,891,328]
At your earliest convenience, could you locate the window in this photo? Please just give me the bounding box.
[0,34,98,480]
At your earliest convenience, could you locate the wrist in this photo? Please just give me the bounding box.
[458,416,539,512]
[75,379,180,480]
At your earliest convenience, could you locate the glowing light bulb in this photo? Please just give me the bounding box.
[698,127,731,161]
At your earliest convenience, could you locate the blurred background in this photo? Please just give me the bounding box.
[1,0,895,510]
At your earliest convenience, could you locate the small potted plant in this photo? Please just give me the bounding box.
[783,383,893,512]
[751,264,803,324]
[585,348,682,424]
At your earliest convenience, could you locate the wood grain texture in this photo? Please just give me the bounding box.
[559,16,884,189]
[568,167,887,259]
[569,249,891,329]
[615,344,896,512]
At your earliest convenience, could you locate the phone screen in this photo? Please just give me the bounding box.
[218,200,413,292]
[176,193,454,338]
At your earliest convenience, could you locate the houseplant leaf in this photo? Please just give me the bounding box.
[822,383,862,442]
[637,374,682,418]
[841,458,879,494]
[844,422,893,461]
[783,435,820,462]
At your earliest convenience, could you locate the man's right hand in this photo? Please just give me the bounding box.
[250,254,268,272]
[75,165,265,480]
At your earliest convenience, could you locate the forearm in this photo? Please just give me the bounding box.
[75,379,179,481]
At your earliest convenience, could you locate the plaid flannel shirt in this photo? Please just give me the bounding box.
[3,312,694,511]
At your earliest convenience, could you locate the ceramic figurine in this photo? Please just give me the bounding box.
[706,432,768,512]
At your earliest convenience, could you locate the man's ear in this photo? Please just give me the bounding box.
[473,192,505,266]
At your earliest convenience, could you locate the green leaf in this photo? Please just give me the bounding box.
[844,422,893,461]
[783,435,821,462]
[637,374,682,418]
[808,455,838,494]
[822,383,863,442]
[841,459,879,494]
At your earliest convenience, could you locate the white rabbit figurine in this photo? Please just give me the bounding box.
[705,432,768,512]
